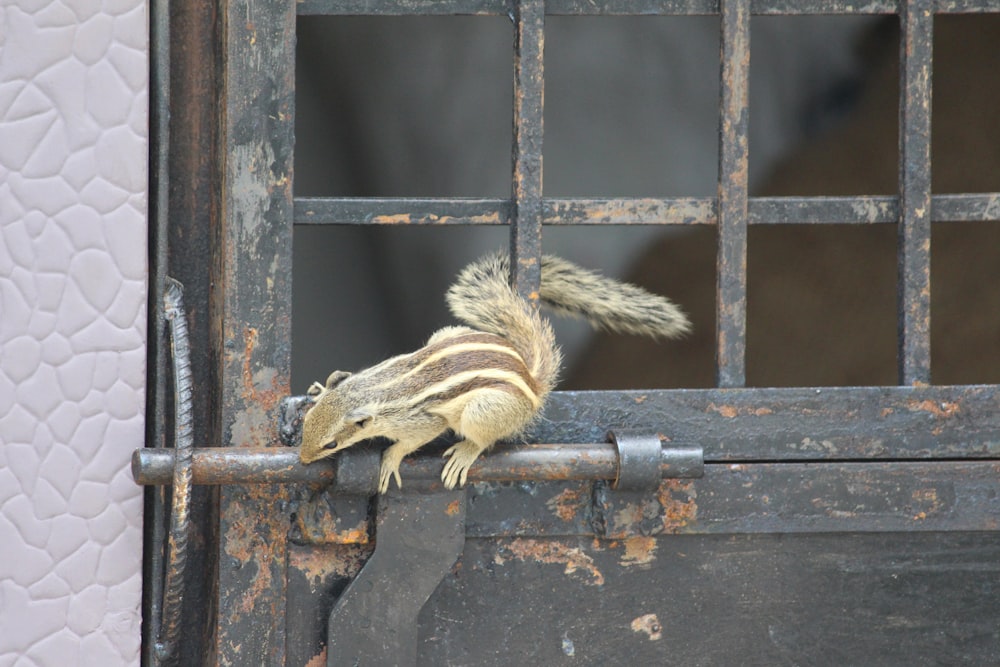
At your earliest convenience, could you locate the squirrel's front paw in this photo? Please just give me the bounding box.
[441,441,484,489]
[378,456,404,494]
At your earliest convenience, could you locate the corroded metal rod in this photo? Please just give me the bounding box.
[132,442,704,487]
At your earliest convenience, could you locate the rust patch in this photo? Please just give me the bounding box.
[242,326,258,399]
[222,486,290,620]
[631,613,663,641]
[911,487,942,518]
[293,499,370,546]
[546,484,588,523]
[372,213,412,224]
[601,479,698,539]
[708,402,738,419]
[304,649,327,667]
[881,407,895,418]
[634,395,647,404]
[620,536,657,568]
[708,403,774,419]
[498,538,604,586]
[289,544,373,587]
[445,499,462,516]
[373,211,506,225]
[658,479,697,533]
[610,503,648,537]
[907,399,960,418]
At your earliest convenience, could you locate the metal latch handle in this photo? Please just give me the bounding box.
[150,277,195,665]
[133,437,705,491]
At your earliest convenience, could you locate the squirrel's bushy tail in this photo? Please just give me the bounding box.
[446,251,562,396]
[446,250,690,392]
[538,254,691,339]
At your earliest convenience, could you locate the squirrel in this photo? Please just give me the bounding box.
[298,249,690,493]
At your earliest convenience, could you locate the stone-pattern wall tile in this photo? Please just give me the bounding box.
[0,1,147,664]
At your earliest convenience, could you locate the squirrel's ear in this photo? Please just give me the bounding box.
[345,408,373,429]
[306,381,325,397]
[325,370,352,389]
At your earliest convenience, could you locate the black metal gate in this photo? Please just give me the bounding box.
[140,0,1000,664]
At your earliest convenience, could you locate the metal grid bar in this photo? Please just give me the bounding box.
[715,0,750,388]
[297,0,1000,15]
[897,0,934,385]
[510,0,545,299]
[295,193,1000,225]
[292,2,1000,392]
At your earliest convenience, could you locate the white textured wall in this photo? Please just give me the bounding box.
[0,1,147,665]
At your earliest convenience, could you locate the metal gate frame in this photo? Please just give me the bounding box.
[143,0,1000,663]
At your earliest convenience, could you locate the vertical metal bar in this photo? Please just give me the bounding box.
[214,0,296,662]
[147,0,170,451]
[510,0,545,300]
[897,0,933,386]
[160,0,223,663]
[716,0,750,388]
[144,0,170,662]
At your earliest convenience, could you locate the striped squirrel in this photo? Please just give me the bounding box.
[299,250,690,493]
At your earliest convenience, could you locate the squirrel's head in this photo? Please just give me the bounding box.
[299,370,376,464]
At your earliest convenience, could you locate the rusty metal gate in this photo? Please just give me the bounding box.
[139,0,1000,664]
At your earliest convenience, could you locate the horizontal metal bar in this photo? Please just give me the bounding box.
[548,197,715,225]
[133,442,704,487]
[132,451,1000,532]
[535,385,1000,461]
[297,0,1000,15]
[135,384,1000,487]
[134,448,336,486]
[465,461,1000,536]
[294,197,511,225]
[293,194,1000,226]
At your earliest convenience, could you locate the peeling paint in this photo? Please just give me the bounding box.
[561,633,575,657]
[546,484,588,523]
[294,493,371,546]
[304,651,326,667]
[658,480,698,533]
[290,545,373,589]
[799,437,839,455]
[631,613,663,641]
[223,499,278,619]
[907,399,960,418]
[498,538,604,586]
[708,402,739,419]
[620,536,657,568]
[912,487,942,515]
[242,326,259,398]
